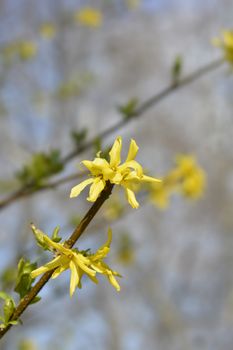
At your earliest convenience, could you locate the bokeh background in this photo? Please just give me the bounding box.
[0,0,233,349]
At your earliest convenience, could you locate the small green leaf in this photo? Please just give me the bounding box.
[51,226,62,243]
[3,298,15,323]
[8,320,19,325]
[118,98,139,120]
[1,266,17,290]
[71,128,88,149]
[30,296,41,305]
[16,149,64,187]
[171,55,183,84]
[0,291,11,301]
[14,258,38,299]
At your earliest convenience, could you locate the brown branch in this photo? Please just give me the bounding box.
[0,171,88,210]
[0,57,224,212]
[0,182,114,339]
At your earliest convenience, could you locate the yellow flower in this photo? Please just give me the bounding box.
[40,23,56,39]
[31,228,121,296]
[175,155,206,199]
[212,30,233,63]
[18,41,37,61]
[126,0,141,10]
[149,154,205,209]
[70,137,161,208]
[149,181,170,209]
[74,7,102,28]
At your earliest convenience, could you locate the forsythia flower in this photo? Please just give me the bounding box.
[149,155,205,209]
[126,0,141,10]
[74,7,102,28]
[70,137,161,208]
[212,30,233,63]
[40,23,56,39]
[31,228,121,296]
[176,155,205,198]
[18,41,37,61]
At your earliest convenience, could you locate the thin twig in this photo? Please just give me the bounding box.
[0,57,224,211]
[0,171,88,210]
[0,182,114,339]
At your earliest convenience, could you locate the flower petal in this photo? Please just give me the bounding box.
[118,160,143,177]
[83,158,110,175]
[30,266,50,278]
[140,174,161,183]
[30,256,63,278]
[43,235,70,255]
[87,178,105,202]
[109,137,122,167]
[126,139,139,162]
[73,254,96,277]
[51,265,68,279]
[70,178,94,198]
[108,273,121,292]
[125,188,139,208]
[69,260,79,297]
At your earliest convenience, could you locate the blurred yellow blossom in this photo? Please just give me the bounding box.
[176,155,205,198]
[149,155,205,209]
[40,23,56,39]
[126,0,141,10]
[149,181,170,209]
[74,7,102,28]
[212,30,233,63]
[31,227,121,296]
[1,41,37,62]
[116,233,135,265]
[18,41,37,61]
[70,137,161,208]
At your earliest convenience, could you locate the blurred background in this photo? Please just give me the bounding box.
[0,0,233,349]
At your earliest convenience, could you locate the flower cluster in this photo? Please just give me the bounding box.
[212,30,233,64]
[31,228,121,297]
[149,155,205,209]
[70,137,161,208]
[74,7,102,28]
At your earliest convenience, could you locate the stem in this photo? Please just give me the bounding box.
[0,57,224,211]
[0,182,114,340]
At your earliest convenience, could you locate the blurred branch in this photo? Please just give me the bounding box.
[0,182,114,339]
[0,57,223,211]
[0,171,88,210]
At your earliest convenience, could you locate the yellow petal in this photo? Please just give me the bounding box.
[30,266,49,278]
[126,139,139,162]
[73,254,96,277]
[42,236,73,257]
[30,256,63,278]
[51,265,68,279]
[118,160,143,177]
[109,137,122,168]
[110,172,123,184]
[106,228,112,247]
[90,262,105,273]
[70,178,94,198]
[87,178,105,202]
[125,188,139,208]
[82,158,110,175]
[223,31,233,48]
[108,273,121,291]
[140,174,161,183]
[69,260,79,297]
[86,273,99,284]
